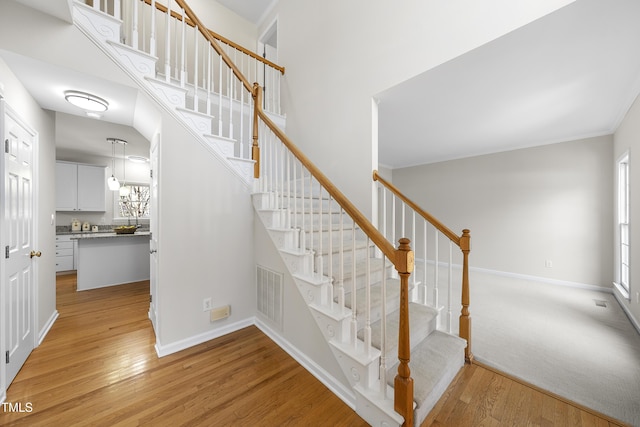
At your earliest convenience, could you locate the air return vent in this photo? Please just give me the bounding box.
[257,265,283,330]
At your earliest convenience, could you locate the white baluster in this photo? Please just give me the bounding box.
[434,232,439,308]
[114,0,121,20]
[448,241,453,333]
[412,211,416,288]
[131,0,138,49]
[299,167,306,251]
[180,7,186,87]
[93,0,100,12]
[379,257,387,398]
[328,195,334,305]
[308,173,313,265]
[338,209,345,313]
[365,237,371,357]
[150,0,156,56]
[218,57,223,136]
[423,219,428,305]
[351,221,357,350]
[318,186,323,279]
[206,45,211,116]
[193,25,199,111]
[164,0,171,81]
[228,52,234,140]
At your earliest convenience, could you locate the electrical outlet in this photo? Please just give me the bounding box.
[545,260,553,268]
[203,297,212,312]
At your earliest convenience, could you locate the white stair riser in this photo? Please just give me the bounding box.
[330,342,381,390]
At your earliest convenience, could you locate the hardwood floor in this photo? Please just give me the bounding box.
[1,274,628,426]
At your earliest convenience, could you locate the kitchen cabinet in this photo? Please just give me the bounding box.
[55,235,77,272]
[56,162,106,211]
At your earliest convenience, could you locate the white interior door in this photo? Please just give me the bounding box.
[149,133,159,332]
[1,100,37,386]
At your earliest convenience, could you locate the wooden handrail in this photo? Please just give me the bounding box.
[142,0,285,75]
[254,91,397,263]
[373,170,460,246]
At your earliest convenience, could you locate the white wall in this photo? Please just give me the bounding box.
[183,0,257,50]
[0,57,57,398]
[155,110,256,350]
[392,136,614,287]
[260,0,576,218]
[614,93,640,325]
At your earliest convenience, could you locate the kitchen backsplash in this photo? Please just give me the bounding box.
[56,224,150,234]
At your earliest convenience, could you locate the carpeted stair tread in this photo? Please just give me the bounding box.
[387,330,466,427]
[363,303,438,360]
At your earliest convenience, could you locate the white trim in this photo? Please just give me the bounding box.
[416,257,613,293]
[38,310,59,346]
[255,318,356,410]
[153,317,254,357]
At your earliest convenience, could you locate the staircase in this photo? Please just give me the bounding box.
[73,1,471,425]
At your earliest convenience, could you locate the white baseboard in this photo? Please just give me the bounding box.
[38,310,59,346]
[154,317,254,357]
[470,265,613,293]
[254,318,356,410]
[416,258,612,293]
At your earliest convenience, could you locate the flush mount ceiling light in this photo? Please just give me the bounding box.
[127,155,149,163]
[65,90,109,112]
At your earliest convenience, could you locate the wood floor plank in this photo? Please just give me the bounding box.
[1,274,366,427]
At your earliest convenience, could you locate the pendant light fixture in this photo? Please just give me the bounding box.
[106,138,125,191]
[119,140,130,197]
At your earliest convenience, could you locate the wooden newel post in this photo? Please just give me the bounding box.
[394,238,414,427]
[252,82,262,178]
[459,229,473,363]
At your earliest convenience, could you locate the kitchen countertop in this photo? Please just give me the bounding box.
[69,231,151,240]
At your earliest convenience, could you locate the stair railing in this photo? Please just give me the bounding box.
[254,87,415,426]
[373,170,473,363]
[84,0,417,423]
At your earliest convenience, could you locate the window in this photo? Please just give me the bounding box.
[618,153,630,297]
[116,184,150,220]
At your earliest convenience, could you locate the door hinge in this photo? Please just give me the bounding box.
[5,351,9,364]
[150,169,153,179]
[4,139,8,154]
[5,245,9,259]
[150,294,153,303]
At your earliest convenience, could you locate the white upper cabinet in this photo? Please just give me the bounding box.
[56,161,106,212]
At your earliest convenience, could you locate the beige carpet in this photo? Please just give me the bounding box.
[424,267,640,426]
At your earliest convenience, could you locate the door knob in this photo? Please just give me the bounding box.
[30,250,42,258]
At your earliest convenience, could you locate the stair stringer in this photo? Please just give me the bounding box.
[72,1,270,188]
[253,191,404,427]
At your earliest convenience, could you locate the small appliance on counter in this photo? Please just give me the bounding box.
[71,218,81,232]
[82,222,91,231]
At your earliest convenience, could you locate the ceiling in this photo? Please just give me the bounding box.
[378,0,640,168]
[5,0,640,170]
[216,0,276,25]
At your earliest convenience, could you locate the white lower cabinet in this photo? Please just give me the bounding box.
[55,235,76,272]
